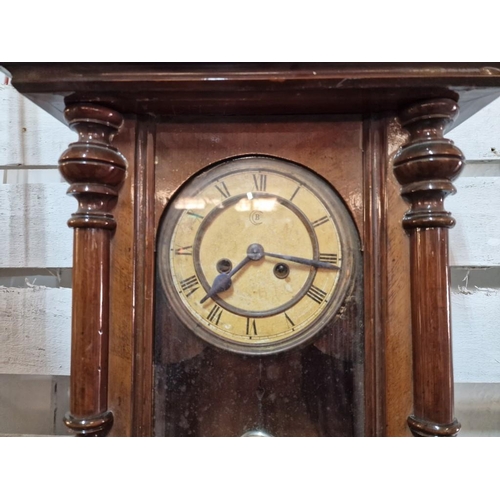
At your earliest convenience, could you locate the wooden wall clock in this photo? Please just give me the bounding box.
[4,63,500,437]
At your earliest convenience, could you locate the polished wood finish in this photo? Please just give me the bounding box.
[105,120,136,437]
[58,104,127,436]
[363,117,389,436]
[104,119,156,437]
[384,119,414,437]
[131,118,156,436]
[3,64,500,127]
[394,98,465,436]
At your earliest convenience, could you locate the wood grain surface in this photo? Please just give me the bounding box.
[106,120,137,438]
[383,118,414,437]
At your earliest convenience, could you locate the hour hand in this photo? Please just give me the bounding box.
[263,251,340,270]
[200,273,233,304]
[200,255,252,304]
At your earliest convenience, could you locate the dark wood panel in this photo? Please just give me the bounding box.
[131,118,156,437]
[384,119,413,437]
[106,120,138,437]
[154,116,364,236]
[362,116,389,436]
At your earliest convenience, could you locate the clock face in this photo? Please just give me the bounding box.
[157,156,357,354]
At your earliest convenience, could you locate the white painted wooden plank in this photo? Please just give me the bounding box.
[455,383,500,437]
[0,183,74,268]
[447,96,500,161]
[458,161,500,177]
[448,176,500,267]
[0,287,71,376]
[2,168,63,184]
[452,289,500,383]
[3,285,496,389]
[0,375,68,436]
[0,83,75,166]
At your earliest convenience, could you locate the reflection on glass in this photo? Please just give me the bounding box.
[234,197,277,212]
[174,197,206,210]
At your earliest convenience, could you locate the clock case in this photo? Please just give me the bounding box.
[5,63,500,436]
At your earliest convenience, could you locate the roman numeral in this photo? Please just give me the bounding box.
[253,174,267,191]
[312,216,329,228]
[207,304,223,325]
[215,181,231,198]
[306,284,327,304]
[246,318,258,337]
[175,245,193,256]
[179,275,199,297]
[319,253,338,264]
[284,312,295,329]
[290,185,301,201]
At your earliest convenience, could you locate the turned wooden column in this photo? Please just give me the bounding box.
[58,104,127,436]
[393,98,464,437]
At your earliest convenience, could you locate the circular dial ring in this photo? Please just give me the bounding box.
[192,192,319,317]
[158,155,358,355]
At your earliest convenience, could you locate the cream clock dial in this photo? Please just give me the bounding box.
[158,156,357,354]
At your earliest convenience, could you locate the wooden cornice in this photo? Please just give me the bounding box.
[3,63,500,126]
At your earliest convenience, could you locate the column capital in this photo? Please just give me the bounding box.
[393,98,465,229]
[59,103,127,230]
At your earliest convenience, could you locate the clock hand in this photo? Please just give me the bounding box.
[200,255,251,304]
[263,251,340,270]
[200,243,265,304]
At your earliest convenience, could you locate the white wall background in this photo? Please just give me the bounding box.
[0,81,499,436]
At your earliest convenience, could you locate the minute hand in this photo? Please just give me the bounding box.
[263,251,340,270]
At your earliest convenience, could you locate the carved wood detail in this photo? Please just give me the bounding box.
[131,118,156,436]
[393,98,465,437]
[363,117,388,436]
[58,103,127,436]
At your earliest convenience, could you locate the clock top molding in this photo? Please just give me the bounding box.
[3,63,500,125]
